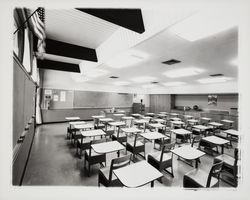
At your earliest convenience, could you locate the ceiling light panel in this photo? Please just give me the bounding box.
[105,50,148,69]
[163,67,205,78]
[197,77,232,84]
[130,76,157,83]
[162,82,185,86]
[84,68,110,78]
[169,10,238,41]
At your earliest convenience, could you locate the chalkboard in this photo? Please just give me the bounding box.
[73,91,133,108]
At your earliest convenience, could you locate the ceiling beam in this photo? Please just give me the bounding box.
[46,39,98,62]
[37,59,80,73]
[76,8,145,34]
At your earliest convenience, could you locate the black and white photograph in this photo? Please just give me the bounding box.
[1,0,250,200]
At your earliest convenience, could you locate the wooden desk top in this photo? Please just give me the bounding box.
[153,118,165,123]
[134,119,148,124]
[121,127,141,134]
[187,119,199,123]
[122,116,135,120]
[65,117,80,121]
[73,123,94,130]
[184,115,193,119]
[171,128,191,135]
[192,125,210,130]
[224,129,238,136]
[69,121,86,125]
[91,115,105,119]
[200,117,211,121]
[91,141,124,154]
[209,122,223,127]
[108,121,126,127]
[113,113,125,116]
[159,112,168,114]
[171,121,185,125]
[221,119,234,123]
[148,123,166,128]
[170,117,181,121]
[170,113,179,116]
[80,129,106,137]
[99,118,114,122]
[113,160,162,188]
[140,132,166,140]
[171,146,205,160]
[157,113,167,117]
[131,113,141,117]
[142,116,152,120]
[201,136,229,145]
[146,113,155,115]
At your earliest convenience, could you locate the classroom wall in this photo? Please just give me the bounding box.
[174,94,238,111]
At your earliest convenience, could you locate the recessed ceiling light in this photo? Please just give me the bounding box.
[105,50,148,69]
[162,82,185,86]
[110,76,119,79]
[162,59,181,65]
[169,10,238,41]
[197,77,232,84]
[72,75,92,83]
[113,81,130,86]
[209,73,224,77]
[163,67,205,78]
[151,81,159,84]
[130,76,157,83]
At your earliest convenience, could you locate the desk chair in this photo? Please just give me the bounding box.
[84,138,107,177]
[71,129,82,147]
[76,137,91,158]
[183,160,223,188]
[104,130,115,139]
[214,148,238,187]
[112,127,127,145]
[155,128,171,149]
[126,134,145,161]
[98,154,132,187]
[198,139,219,155]
[148,142,175,181]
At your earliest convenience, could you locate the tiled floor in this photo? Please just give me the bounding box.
[22,122,235,187]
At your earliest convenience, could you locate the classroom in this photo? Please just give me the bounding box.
[9,2,249,195]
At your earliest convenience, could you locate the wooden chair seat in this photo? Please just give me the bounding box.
[148,151,172,163]
[215,154,235,166]
[127,141,144,148]
[184,169,219,187]
[85,149,105,157]
[99,167,120,182]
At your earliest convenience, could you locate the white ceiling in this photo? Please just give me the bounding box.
[45,9,119,49]
[42,8,238,91]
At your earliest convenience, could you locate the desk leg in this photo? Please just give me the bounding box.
[195,159,198,168]
[117,150,120,157]
[151,181,154,187]
[221,145,224,154]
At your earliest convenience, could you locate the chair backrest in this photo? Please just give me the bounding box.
[89,138,107,156]
[109,154,132,181]
[191,135,202,147]
[206,161,223,187]
[160,142,175,162]
[234,148,239,166]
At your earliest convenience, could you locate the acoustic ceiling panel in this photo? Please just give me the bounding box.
[37,59,80,73]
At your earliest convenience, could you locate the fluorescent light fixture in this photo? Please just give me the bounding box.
[163,67,205,78]
[169,10,238,41]
[106,50,147,69]
[197,77,232,84]
[162,82,185,86]
[113,81,130,86]
[141,84,157,89]
[71,74,92,83]
[130,76,157,83]
[230,58,238,66]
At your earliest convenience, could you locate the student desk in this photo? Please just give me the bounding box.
[121,127,142,136]
[80,129,106,137]
[65,117,80,121]
[184,115,193,119]
[157,113,167,118]
[92,115,105,127]
[99,118,114,131]
[159,112,168,115]
[171,146,205,168]
[170,117,181,121]
[200,136,229,154]
[113,160,162,187]
[134,119,148,132]
[145,113,155,117]
[140,131,167,150]
[170,113,179,117]
[73,123,94,130]
[171,120,185,129]
[187,119,199,125]
[208,122,223,129]
[171,128,191,144]
[192,125,210,136]
[108,121,126,134]
[113,113,125,121]
[148,123,166,132]
[131,113,142,119]
[121,116,134,127]
[152,118,165,123]
[91,140,125,157]
[224,129,238,137]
